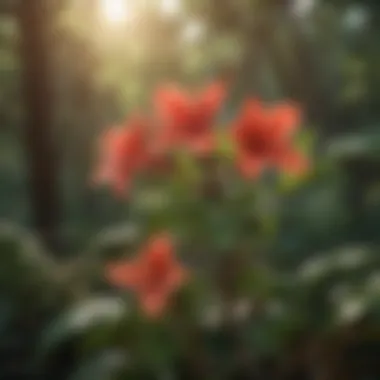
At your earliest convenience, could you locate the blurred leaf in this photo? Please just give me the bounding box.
[298,245,379,284]
[69,350,126,380]
[0,223,59,303]
[175,151,202,185]
[333,289,368,324]
[291,245,380,329]
[38,296,127,359]
[216,129,235,160]
[327,130,380,160]
[245,315,282,356]
[85,223,142,263]
[273,124,316,192]
[295,128,317,154]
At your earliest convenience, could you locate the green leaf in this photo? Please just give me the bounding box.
[0,223,59,302]
[69,350,126,380]
[216,129,235,160]
[295,128,316,154]
[333,289,368,325]
[327,130,380,160]
[245,313,285,356]
[175,150,202,185]
[38,297,127,359]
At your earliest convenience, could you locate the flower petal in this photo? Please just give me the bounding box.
[105,260,140,288]
[275,148,308,175]
[154,85,191,127]
[198,81,226,115]
[112,175,132,198]
[138,265,187,318]
[268,103,301,139]
[144,233,174,262]
[240,99,264,124]
[166,265,189,294]
[237,154,264,179]
[140,291,168,318]
[187,132,216,156]
[93,117,151,196]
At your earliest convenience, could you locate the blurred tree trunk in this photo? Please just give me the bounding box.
[287,19,339,139]
[69,0,102,243]
[18,0,60,251]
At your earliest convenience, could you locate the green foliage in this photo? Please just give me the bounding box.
[68,350,125,380]
[38,296,127,359]
[0,224,58,302]
[1,0,380,379]
[327,129,380,160]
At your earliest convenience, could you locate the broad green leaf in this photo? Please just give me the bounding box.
[38,297,127,359]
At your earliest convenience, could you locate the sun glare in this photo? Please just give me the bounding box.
[161,0,181,16]
[100,0,130,24]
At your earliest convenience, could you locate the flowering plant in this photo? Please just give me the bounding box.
[94,81,308,318]
[33,82,379,380]
[75,81,328,379]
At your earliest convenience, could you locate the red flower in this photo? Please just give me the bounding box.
[232,99,307,178]
[106,233,188,318]
[154,82,226,155]
[93,116,150,195]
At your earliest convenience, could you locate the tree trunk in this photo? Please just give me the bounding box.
[18,0,60,252]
